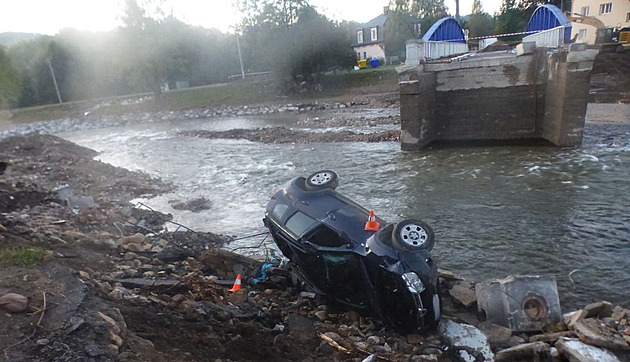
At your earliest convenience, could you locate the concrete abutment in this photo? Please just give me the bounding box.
[399,46,599,150]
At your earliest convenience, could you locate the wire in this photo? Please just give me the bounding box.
[231,231,269,241]
[230,233,270,253]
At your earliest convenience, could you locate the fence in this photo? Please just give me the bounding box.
[406,40,470,65]
[522,26,565,48]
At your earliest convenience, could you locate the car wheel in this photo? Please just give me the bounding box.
[392,219,434,251]
[305,170,339,190]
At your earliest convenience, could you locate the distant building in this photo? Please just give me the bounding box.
[352,6,421,61]
[570,0,630,44]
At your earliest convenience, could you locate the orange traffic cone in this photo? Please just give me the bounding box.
[364,210,380,231]
[228,274,242,292]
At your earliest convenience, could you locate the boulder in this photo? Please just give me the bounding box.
[0,293,28,313]
[449,282,477,307]
[116,233,145,246]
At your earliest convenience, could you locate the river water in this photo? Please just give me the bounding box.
[4,104,629,310]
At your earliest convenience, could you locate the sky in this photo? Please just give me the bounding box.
[0,0,503,35]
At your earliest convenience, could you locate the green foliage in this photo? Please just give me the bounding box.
[384,10,420,59]
[236,3,354,89]
[0,247,47,267]
[0,46,20,108]
[494,4,529,38]
[465,12,495,38]
[410,0,449,25]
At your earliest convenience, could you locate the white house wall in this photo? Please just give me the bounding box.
[571,0,630,29]
[354,44,385,60]
[571,22,599,44]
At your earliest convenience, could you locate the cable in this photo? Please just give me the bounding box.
[231,231,269,241]
[229,233,270,253]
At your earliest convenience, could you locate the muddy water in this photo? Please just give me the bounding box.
[5,105,629,310]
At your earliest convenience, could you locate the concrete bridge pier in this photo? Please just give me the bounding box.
[399,44,600,150]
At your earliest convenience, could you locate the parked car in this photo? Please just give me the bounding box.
[263,170,441,331]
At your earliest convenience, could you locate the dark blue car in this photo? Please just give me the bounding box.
[263,170,441,331]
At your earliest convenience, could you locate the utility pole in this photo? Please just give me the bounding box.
[47,58,63,104]
[236,35,245,80]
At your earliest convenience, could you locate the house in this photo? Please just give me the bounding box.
[570,0,630,44]
[352,6,421,61]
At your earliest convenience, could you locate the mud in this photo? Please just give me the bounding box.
[179,127,400,144]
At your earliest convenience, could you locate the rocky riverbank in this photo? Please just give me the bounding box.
[1,134,629,362]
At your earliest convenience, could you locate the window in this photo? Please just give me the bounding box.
[627,13,630,22]
[578,29,587,39]
[285,212,316,237]
[370,27,378,41]
[599,3,612,14]
[581,6,589,16]
[271,203,288,221]
[307,226,347,247]
[357,30,363,44]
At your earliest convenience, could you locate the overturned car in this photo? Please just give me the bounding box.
[263,170,441,331]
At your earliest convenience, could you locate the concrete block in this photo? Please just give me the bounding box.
[565,309,588,330]
[584,301,613,318]
[439,319,494,362]
[574,318,630,351]
[449,282,477,307]
[556,337,621,362]
[475,275,562,332]
[478,321,512,347]
[516,42,536,56]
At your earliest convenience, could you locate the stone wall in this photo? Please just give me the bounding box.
[399,45,599,150]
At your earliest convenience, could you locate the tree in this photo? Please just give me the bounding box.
[235,0,310,29]
[472,0,483,14]
[384,10,420,60]
[464,0,495,38]
[0,46,20,108]
[411,0,448,24]
[494,0,528,38]
[118,0,170,104]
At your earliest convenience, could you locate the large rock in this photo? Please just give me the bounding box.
[556,337,621,362]
[117,233,146,246]
[439,319,494,362]
[478,321,512,347]
[0,293,28,313]
[574,318,630,351]
[584,301,613,318]
[449,282,477,307]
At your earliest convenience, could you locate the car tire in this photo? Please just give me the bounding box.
[392,219,434,251]
[305,170,339,190]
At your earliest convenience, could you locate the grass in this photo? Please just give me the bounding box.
[1,65,400,124]
[0,247,48,267]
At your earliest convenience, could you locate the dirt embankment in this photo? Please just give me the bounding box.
[590,51,630,104]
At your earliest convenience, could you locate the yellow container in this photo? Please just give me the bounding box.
[358,59,367,69]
